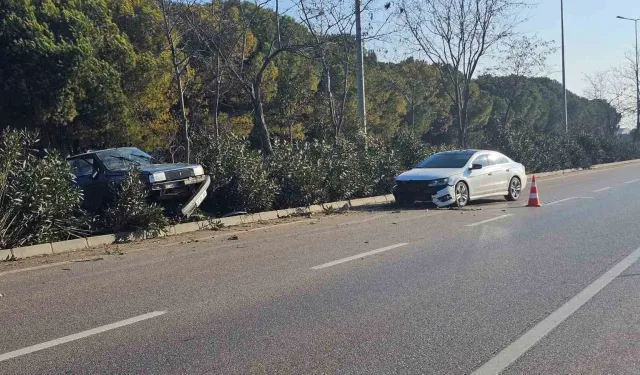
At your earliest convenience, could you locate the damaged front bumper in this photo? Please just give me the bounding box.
[181,175,211,217]
[431,185,456,207]
[393,183,456,207]
[148,175,211,217]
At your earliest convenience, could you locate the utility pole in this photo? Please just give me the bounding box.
[354,0,367,138]
[561,0,568,133]
[617,16,640,142]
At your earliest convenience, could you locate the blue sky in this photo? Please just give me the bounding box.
[524,0,639,96]
[282,0,639,126]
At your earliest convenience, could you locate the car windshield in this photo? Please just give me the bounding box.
[415,152,474,169]
[96,148,155,170]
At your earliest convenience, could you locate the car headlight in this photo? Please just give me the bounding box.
[149,172,166,183]
[428,177,449,186]
[192,165,204,176]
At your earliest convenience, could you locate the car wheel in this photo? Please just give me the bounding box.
[505,176,522,201]
[454,181,469,208]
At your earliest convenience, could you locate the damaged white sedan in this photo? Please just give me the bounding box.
[393,150,527,208]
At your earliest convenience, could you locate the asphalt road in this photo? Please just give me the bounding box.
[2,162,640,374]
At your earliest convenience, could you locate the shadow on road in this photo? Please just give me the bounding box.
[350,197,528,213]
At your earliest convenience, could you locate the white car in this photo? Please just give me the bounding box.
[393,150,527,208]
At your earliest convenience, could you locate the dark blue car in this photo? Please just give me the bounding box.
[67,147,210,217]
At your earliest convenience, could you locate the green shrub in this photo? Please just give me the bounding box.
[195,134,277,213]
[102,167,168,235]
[269,140,332,208]
[0,130,87,249]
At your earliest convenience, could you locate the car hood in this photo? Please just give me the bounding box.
[396,168,461,181]
[138,163,199,174]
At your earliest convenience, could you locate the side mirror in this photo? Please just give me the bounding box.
[470,164,483,170]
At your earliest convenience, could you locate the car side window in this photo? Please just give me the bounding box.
[500,156,510,164]
[472,155,489,167]
[69,157,95,177]
[488,154,504,165]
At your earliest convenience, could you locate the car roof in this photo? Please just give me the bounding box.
[438,149,502,155]
[67,147,139,160]
[438,149,482,155]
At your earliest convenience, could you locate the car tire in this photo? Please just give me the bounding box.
[505,176,522,201]
[454,181,469,208]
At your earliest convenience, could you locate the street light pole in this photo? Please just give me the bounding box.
[561,0,568,133]
[354,0,367,139]
[617,16,640,142]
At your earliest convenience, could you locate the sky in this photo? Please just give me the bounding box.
[281,0,640,127]
[524,0,639,97]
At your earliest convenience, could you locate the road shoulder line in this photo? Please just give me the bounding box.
[472,246,640,375]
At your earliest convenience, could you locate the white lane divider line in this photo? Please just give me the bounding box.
[466,214,513,227]
[472,245,640,375]
[0,261,73,277]
[311,243,408,270]
[545,196,593,206]
[623,178,640,184]
[593,187,612,193]
[0,311,166,363]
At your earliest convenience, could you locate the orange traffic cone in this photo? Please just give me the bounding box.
[527,175,542,207]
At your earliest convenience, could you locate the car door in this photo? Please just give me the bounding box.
[487,153,510,194]
[70,155,109,211]
[467,154,491,197]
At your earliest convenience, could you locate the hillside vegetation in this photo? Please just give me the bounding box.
[1,0,638,247]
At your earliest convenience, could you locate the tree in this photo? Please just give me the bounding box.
[297,0,355,140]
[187,0,312,154]
[158,0,194,162]
[485,36,555,128]
[583,70,628,135]
[0,0,175,152]
[401,0,524,147]
[297,0,395,140]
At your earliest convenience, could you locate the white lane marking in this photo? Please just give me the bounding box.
[311,243,408,270]
[393,211,447,224]
[338,214,388,226]
[0,261,73,277]
[545,197,593,206]
[0,311,166,363]
[623,178,640,184]
[466,214,513,227]
[593,187,612,193]
[472,246,640,375]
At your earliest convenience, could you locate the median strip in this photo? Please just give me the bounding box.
[0,311,166,362]
[311,243,408,270]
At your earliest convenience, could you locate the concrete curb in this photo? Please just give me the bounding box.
[1,249,12,261]
[535,159,640,178]
[11,243,53,259]
[3,157,639,261]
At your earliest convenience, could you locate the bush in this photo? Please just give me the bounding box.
[481,127,640,173]
[102,167,168,235]
[195,134,277,213]
[269,140,332,208]
[0,130,87,249]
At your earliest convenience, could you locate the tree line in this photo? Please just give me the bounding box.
[0,0,629,160]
